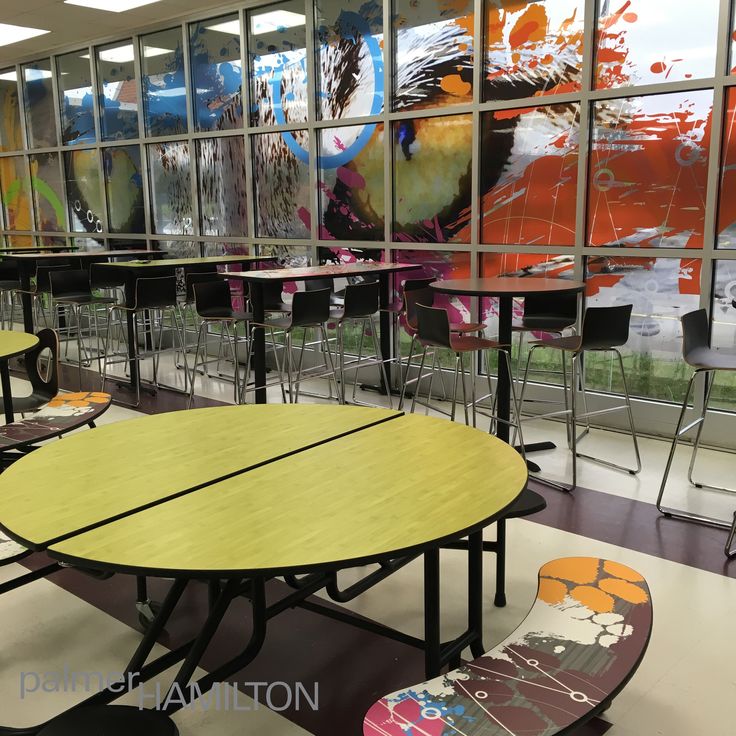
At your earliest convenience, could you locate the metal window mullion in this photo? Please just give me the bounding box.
[383,0,393,251]
[181,22,201,245]
[240,8,256,243]
[49,56,63,148]
[15,63,30,156]
[88,44,103,146]
[130,34,153,249]
[576,0,598,285]
[305,0,319,263]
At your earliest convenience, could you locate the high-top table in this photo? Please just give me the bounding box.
[95,254,275,392]
[3,250,168,334]
[0,404,527,730]
[223,262,420,403]
[0,244,77,253]
[0,330,38,423]
[431,277,586,466]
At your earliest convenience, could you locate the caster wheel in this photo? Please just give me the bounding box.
[137,599,162,631]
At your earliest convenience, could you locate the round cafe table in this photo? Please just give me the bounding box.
[0,404,527,730]
[431,277,586,464]
[0,330,38,424]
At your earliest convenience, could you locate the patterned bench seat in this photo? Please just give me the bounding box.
[0,392,112,452]
[364,557,652,736]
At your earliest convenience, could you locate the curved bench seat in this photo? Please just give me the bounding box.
[0,391,112,452]
[364,556,652,736]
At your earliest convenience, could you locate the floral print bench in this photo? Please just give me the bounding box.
[364,557,652,736]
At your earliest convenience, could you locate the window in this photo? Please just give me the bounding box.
[96,40,139,141]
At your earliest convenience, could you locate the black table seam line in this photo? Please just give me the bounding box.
[18,410,406,553]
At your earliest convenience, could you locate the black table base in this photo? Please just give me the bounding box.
[38,706,178,736]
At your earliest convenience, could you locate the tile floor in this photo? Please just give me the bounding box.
[1,342,735,735]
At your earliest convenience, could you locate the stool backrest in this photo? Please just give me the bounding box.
[90,262,124,290]
[262,280,285,310]
[290,288,331,328]
[193,279,232,318]
[305,277,335,292]
[581,304,632,350]
[35,265,70,293]
[416,303,452,349]
[681,308,710,364]
[49,269,91,299]
[185,270,220,303]
[342,281,380,319]
[523,291,578,328]
[133,276,177,310]
[24,328,59,404]
[405,286,435,330]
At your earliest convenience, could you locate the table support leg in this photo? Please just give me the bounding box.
[18,262,34,334]
[162,577,267,714]
[496,296,512,444]
[0,360,14,423]
[378,273,392,394]
[252,283,267,404]
[424,547,441,678]
[468,530,485,657]
[494,520,507,608]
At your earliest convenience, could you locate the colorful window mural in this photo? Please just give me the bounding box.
[103,146,145,234]
[717,86,736,248]
[393,114,472,243]
[141,28,188,137]
[196,136,248,237]
[315,0,383,119]
[30,152,65,232]
[595,0,719,89]
[393,0,472,111]
[248,0,307,126]
[584,256,701,402]
[64,149,103,234]
[57,51,95,145]
[484,0,585,102]
[189,15,243,132]
[588,91,712,248]
[0,156,32,231]
[253,129,311,238]
[148,141,193,235]
[0,71,22,152]
[96,41,139,142]
[711,260,736,410]
[481,103,579,246]
[319,123,384,241]
[22,60,57,149]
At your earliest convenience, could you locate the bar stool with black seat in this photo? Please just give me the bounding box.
[13,262,71,328]
[180,269,220,371]
[50,269,116,388]
[656,308,736,558]
[517,304,641,491]
[101,275,189,407]
[0,260,20,329]
[332,280,392,407]
[409,303,525,443]
[398,286,485,411]
[187,279,252,407]
[245,287,339,403]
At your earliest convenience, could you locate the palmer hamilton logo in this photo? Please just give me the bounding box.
[20,669,319,712]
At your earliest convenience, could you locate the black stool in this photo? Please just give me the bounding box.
[518,304,641,491]
[188,279,252,406]
[333,281,391,406]
[656,308,736,558]
[38,706,178,736]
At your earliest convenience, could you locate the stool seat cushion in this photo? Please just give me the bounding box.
[685,346,736,371]
[531,334,583,352]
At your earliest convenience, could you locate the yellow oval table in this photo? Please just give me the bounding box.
[0,329,39,423]
[0,404,527,731]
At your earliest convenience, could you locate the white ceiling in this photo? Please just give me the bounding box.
[0,0,243,67]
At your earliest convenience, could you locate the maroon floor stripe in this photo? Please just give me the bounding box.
[527,478,736,580]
